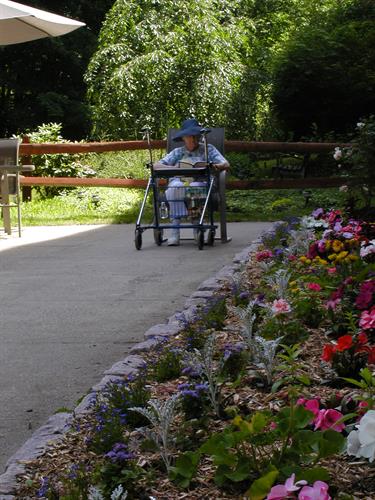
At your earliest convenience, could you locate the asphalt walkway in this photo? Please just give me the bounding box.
[0,222,271,472]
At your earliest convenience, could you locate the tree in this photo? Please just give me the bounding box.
[272,0,375,139]
[0,0,114,139]
[85,0,245,140]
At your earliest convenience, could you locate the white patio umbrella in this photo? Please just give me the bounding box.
[0,0,85,45]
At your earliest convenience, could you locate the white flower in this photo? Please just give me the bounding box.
[360,240,375,258]
[300,216,328,229]
[333,147,342,161]
[347,429,361,456]
[347,410,375,462]
[357,122,365,129]
[339,185,348,192]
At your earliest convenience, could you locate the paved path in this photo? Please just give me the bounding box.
[0,222,271,472]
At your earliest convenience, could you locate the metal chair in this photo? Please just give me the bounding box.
[0,138,34,237]
[166,127,231,243]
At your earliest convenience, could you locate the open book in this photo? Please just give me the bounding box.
[177,159,208,169]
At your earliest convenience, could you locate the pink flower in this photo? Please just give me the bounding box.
[314,409,345,432]
[267,474,307,500]
[298,481,331,500]
[359,308,375,330]
[271,299,291,315]
[307,283,322,292]
[327,267,337,274]
[325,298,341,310]
[297,399,320,424]
[304,399,320,417]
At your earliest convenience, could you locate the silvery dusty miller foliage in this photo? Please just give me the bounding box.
[88,484,128,500]
[265,269,292,299]
[129,393,180,471]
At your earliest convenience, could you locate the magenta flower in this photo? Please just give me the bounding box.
[304,399,320,417]
[313,409,345,432]
[355,281,375,310]
[256,250,274,261]
[307,282,322,292]
[298,481,331,500]
[267,474,307,500]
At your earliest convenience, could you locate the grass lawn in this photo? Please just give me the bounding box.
[14,149,348,226]
[17,186,347,227]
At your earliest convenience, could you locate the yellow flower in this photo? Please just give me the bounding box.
[349,254,359,261]
[337,251,349,260]
[291,288,299,293]
[289,281,297,287]
[305,258,311,265]
[299,256,307,263]
[325,240,332,251]
[328,253,337,261]
[332,240,343,252]
[319,259,328,265]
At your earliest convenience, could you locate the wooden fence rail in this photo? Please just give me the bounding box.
[19,176,360,191]
[19,138,356,191]
[19,139,351,155]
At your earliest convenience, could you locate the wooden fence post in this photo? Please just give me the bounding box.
[21,135,32,201]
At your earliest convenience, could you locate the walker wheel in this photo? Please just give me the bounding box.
[197,229,204,250]
[206,229,215,246]
[153,228,163,246]
[135,229,142,250]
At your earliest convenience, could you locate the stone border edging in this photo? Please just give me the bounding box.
[0,238,262,498]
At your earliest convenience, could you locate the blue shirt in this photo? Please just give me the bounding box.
[159,143,226,166]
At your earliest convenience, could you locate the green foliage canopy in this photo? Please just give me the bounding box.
[272,0,375,139]
[0,0,114,139]
[86,0,246,139]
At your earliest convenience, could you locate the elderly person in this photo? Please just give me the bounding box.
[154,118,229,245]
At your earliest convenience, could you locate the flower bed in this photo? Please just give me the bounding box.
[16,210,375,499]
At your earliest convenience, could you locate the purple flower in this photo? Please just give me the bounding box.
[178,383,191,390]
[223,342,246,360]
[312,208,324,218]
[195,382,209,392]
[181,389,199,398]
[342,231,354,239]
[105,443,135,462]
[36,477,49,498]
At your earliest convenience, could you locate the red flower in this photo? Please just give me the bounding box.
[336,335,353,352]
[369,347,375,364]
[322,344,336,362]
[358,332,369,345]
[307,242,318,259]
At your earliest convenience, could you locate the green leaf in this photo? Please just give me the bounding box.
[271,379,285,393]
[252,412,268,433]
[302,467,330,483]
[224,458,252,483]
[246,468,279,500]
[317,430,346,459]
[297,374,311,386]
[169,451,201,487]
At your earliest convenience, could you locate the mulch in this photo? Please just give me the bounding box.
[15,257,375,499]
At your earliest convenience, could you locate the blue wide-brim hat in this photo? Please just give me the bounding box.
[172,118,204,141]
